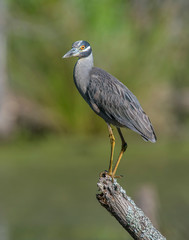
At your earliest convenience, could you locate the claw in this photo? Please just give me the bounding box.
[100,171,124,183]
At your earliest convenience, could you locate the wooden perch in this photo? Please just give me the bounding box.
[96,173,166,240]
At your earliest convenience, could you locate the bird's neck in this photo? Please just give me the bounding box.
[74,52,94,95]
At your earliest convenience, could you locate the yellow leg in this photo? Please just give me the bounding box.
[112,128,127,178]
[107,124,115,175]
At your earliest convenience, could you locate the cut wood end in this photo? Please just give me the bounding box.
[96,172,128,209]
[97,172,126,196]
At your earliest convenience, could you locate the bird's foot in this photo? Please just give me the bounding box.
[100,170,123,181]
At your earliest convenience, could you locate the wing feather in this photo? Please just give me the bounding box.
[87,67,156,142]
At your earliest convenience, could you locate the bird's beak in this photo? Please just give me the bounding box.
[62,47,80,58]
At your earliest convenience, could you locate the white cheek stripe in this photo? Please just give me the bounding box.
[83,46,91,52]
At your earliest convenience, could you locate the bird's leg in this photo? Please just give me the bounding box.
[112,128,127,178]
[107,124,115,176]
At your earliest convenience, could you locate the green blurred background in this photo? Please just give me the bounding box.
[0,0,188,239]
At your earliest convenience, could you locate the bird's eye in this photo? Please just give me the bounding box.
[80,45,85,50]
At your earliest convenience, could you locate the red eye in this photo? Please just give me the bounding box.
[80,45,85,50]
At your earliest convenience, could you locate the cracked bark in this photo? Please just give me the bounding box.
[96,173,166,240]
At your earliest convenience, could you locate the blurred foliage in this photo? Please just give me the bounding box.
[0,134,188,240]
[7,0,189,134]
[1,1,189,240]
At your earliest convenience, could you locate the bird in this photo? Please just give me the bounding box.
[63,40,156,178]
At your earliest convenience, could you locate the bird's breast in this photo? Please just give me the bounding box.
[73,68,90,97]
[73,59,93,97]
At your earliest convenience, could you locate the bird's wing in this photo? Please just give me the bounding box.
[87,67,156,142]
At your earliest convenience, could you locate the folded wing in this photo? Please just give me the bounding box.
[86,67,156,142]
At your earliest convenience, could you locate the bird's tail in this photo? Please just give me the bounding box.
[141,129,157,143]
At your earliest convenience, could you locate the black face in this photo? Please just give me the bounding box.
[73,40,92,58]
[63,40,92,59]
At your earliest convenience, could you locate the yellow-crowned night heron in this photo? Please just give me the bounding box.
[63,40,156,178]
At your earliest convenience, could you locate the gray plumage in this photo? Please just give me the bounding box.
[63,40,156,143]
[87,67,156,142]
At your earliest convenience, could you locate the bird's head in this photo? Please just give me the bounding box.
[63,40,92,59]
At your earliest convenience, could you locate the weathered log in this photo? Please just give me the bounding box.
[96,173,166,240]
